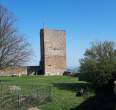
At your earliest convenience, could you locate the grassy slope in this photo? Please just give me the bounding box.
[0,76,94,110]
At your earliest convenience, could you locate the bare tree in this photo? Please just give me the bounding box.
[0,5,31,69]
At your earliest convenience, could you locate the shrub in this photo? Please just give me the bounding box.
[79,41,116,88]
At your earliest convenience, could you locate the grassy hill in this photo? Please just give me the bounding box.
[0,76,94,110]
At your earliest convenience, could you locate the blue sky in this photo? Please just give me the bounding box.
[0,0,116,68]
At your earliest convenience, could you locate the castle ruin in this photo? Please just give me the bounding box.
[0,28,67,76]
[40,28,66,75]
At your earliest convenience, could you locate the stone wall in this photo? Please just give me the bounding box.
[40,28,66,75]
[0,67,27,76]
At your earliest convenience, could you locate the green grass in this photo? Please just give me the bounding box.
[0,76,95,110]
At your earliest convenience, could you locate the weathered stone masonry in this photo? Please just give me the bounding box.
[40,28,66,75]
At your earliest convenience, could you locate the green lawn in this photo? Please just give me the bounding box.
[0,76,94,110]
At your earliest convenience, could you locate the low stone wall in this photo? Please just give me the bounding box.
[0,67,27,76]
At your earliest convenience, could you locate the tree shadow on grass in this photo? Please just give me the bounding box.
[53,82,116,110]
[70,87,116,110]
[53,82,90,92]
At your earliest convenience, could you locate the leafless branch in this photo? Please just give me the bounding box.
[0,5,32,69]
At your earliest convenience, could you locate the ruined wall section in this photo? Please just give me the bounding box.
[0,67,27,76]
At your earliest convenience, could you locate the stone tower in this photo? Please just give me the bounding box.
[40,28,66,75]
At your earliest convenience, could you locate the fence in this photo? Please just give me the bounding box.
[0,83,52,110]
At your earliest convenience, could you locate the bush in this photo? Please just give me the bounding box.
[79,41,116,88]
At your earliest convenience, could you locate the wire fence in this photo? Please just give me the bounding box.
[0,83,52,110]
